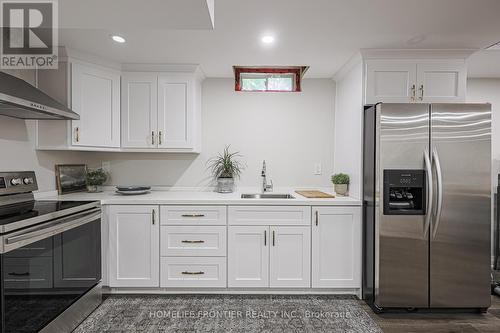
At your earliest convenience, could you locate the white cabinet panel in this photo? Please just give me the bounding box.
[365,60,416,104]
[416,62,466,102]
[71,63,120,147]
[121,73,157,148]
[158,74,193,148]
[108,205,159,287]
[161,206,226,225]
[228,226,269,288]
[228,206,311,226]
[160,257,226,288]
[312,206,361,288]
[160,226,226,257]
[270,226,310,288]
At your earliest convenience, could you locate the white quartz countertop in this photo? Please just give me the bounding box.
[37,187,361,206]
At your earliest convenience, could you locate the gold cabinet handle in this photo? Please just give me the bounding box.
[152,209,156,225]
[151,131,155,145]
[181,240,205,244]
[181,214,205,218]
[75,127,80,142]
[272,230,275,246]
[159,131,162,145]
[315,211,319,226]
[419,84,424,101]
[410,84,416,102]
[181,271,204,275]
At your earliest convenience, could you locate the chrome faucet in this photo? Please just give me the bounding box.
[261,160,273,192]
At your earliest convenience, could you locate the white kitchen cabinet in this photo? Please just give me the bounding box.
[416,62,466,103]
[120,71,202,152]
[158,74,193,149]
[228,226,269,288]
[365,60,417,103]
[108,205,159,287]
[228,206,311,226]
[365,60,466,104]
[160,257,226,288]
[121,73,157,148]
[312,206,361,288]
[71,62,121,147]
[269,226,310,288]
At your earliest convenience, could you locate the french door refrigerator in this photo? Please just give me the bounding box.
[363,103,491,311]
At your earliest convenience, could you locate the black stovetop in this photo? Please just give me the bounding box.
[0,200,97,226]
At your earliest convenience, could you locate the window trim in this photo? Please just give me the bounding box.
[234,66,307,92]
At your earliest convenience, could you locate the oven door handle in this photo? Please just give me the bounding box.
[5,208,101,246]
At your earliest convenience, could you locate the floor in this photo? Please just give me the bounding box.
[75,294,500,333]
[362,296,500,333]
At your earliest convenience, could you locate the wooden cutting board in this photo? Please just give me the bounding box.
[295,190,335,198]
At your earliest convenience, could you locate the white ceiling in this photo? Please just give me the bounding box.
[59,0,500,78]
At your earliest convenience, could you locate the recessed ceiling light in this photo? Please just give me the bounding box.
[111,35,126,43]
[261,35,275,44]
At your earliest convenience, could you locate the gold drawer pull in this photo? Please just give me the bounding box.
[181,271,204,275]
[181,240,205,244]
[181,214,205,218]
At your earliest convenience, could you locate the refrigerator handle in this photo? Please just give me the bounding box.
[432,147,444,239]
[423,148,433,238]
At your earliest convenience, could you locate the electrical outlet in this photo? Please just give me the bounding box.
[314,163,322,175]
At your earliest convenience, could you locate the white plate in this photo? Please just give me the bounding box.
[115,190,150,195]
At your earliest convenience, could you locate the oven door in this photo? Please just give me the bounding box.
[0,208,101,333]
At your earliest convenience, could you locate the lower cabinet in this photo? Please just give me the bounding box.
[312,206,361,288]
[160,257,226,288]
[228,225,310,288]
[108,205,160,287]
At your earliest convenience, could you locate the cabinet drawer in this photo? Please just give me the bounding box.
[160,257,226,288]
[161,206,226,225]
[228,206,311,226]
[160,226,226,257]
[3,257,53,289]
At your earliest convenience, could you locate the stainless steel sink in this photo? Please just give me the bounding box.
[241,193,295,199]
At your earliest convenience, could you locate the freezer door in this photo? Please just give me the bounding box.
[430,103,491,308]
[375,103,430,308]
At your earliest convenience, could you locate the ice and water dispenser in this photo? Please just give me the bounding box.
[383,170,426,215]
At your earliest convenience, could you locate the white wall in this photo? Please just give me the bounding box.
[96,78,336,189]
[333,60,363,199]
[0,70,101,192]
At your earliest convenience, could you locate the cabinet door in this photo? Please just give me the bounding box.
[312,206,361,288]
[270,226,310,288]
[416,62,466,103]
[228,226,269,287]
[108,205,159,287]
[157,74,193,149]
[121,73,158,148]
[71,63,120,147]
[365,60,417,104]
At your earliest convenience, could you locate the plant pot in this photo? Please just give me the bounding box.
[216,177,234,193]
[87,185,103,193]
[334,184,348,196]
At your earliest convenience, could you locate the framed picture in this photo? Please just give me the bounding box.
[55,164,87,195]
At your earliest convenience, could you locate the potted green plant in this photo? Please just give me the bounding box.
[207,145,245,193]
[86,168,108,193]
[331,173,349,196]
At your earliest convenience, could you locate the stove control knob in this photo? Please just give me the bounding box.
[23,177,34,185]
[10,178,23,186]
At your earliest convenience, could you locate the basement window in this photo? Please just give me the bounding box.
[234,66,308,92]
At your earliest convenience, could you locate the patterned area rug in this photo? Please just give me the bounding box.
[75,295,382,333]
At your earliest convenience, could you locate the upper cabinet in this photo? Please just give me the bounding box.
[71,63,121,147]
[121,71,201,152]
[37,48,203,153]
[365,59,466,104]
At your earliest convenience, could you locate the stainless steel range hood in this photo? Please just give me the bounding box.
[0,72,80,120]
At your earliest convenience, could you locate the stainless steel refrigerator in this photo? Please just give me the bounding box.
[363,103,491,311]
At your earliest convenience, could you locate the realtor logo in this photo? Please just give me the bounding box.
[0,0,58,69]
